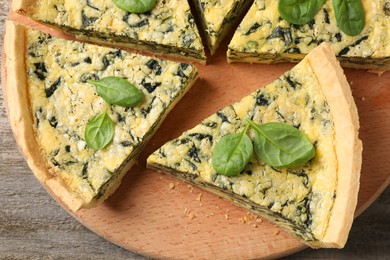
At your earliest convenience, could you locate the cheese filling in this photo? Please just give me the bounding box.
[148,58,337,241]
[26,28,198,203]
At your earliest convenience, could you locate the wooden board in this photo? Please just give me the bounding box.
[3,14,390,259]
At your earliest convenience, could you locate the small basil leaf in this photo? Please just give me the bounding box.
[85,111,115,150]
[88,77,144,107]
[333,0,365,36]
[248,121,315,167]
[278,0,325,25]
[112,0,157,13]
[212,125,253,176]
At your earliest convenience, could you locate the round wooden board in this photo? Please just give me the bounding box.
[4,14,390,260]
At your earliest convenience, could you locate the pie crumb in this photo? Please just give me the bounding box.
[188,212,195,220]
[196,193,203,201]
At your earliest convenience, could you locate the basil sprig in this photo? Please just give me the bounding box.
[88,77,144,107]
[248,121,315,168]
[112,0,157,13]
[212,120,315,176]
[85,111,115,150]
[333,0,365,36]
[278,0,365,36]
[212,124,253,176]
[278,0,325,25]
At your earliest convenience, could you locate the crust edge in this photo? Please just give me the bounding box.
[307,43,362,248]
[4,21,86,212]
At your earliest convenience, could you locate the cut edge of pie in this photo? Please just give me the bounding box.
[147,43,362,248]
[190,0,253,55]
[3,20,199,212]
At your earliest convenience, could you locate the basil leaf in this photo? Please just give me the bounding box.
[248,120,315,167]
[333,0,365,36]
[278,0,325,25]
[88,77,144,107]
[85,111,115,150]
[112,0,156,13]
[212,124,253,176]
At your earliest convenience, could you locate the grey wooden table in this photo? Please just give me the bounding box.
[1,1,389,259]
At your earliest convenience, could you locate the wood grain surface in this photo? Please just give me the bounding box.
[1,0,390,259]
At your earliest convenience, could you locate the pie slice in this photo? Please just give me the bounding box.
[190,0,253,54]
[13,0,206,64]
[147,43,362,248]
[4,21,199,212]
[227,0,390,70]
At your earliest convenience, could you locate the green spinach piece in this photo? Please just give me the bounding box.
[85,111,115,150]
[212,124,253,176]
[88,77,144,107]
[333,0,365,36]
[278,0,325,25]
[112,0,157,13]
[248,120,315,167]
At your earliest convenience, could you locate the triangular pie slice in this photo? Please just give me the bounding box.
[190,0,253,54]
[4,21,198,212]
[147,43,362,248]
[227,0,390,70]
[13,0,206,64]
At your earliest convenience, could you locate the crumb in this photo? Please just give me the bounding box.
[349,80,353,85]
[196,193,203,201]
[159,176,163,180]
[238,218,244,223]
[274,230,280,236]
[225,214,229,220]
[188,212,195,220]
[184,208,188,214]
[168,183,175,190]
[362,96,366,101]
[209,212,215,216]
[252,224,257,228]
[256,218,263,223]
[199,203,202,206]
